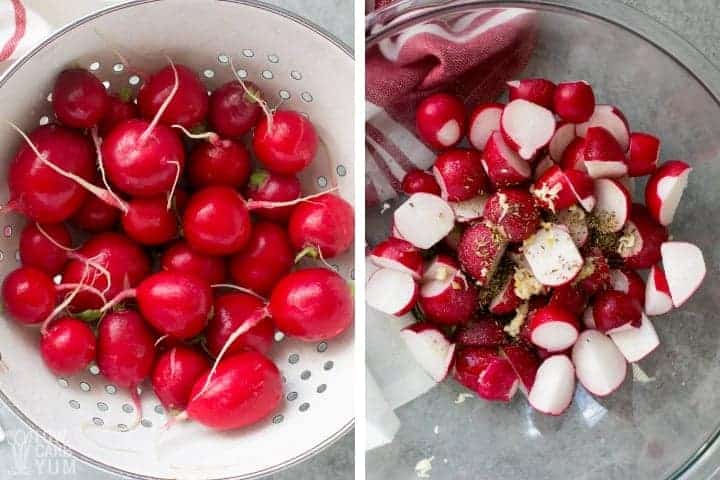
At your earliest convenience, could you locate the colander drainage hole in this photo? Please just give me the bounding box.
[299,402,310,412]
[317,384,327,394]
[290,70,302,80]
[154,404,164,415]
[267,54,279,63]
[288,353,299,364]
[39,115,49,126]
[117,424,128,432]
[317,342,328,353]
[235,69,248,79]
[122,403,134,414]
[272,414,283,424]
[217,54,229,64]
[261,70,273,80]
[279,90,291,100]
[324,361,334,371]
[113,63,124,73]
[92,417,104,426]
[105,385,117,394]
[68,400,80,410]
[286,391,298,401]
[317,176,328,188]
[274,331,285,342]
[336,165,347,177]
[79,381,91,392]
[57,378,69,388]
[128,75,141,86]
[89,62,100,71]
[46,92,53,102]
[141,419,152,428]
[102,80,110,90]
[97,402,109,412]
[89,364,100,375]
[350,269,355,280]
[300,370,311,380]
[300,92,313,103]
[242,49,254,58]
[203,69,215,79]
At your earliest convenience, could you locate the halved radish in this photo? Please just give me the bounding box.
[455,317,507,347]
[645,264,672,316]
[549,122,577,161]
[548,284,587,317]
[645,160,691,226]
[528,355,575,415]
[553,81,595,123]
[627,132,660,177]
[575,248,611,296]
[533,155,556,180]
[422,254,459,283]
[531,165,576,212]
[400,323,456,382]
[370,237,424,279]
[556,207,589,247]
[593,178,631,233]
[419,270,477,325]
[481,131,531,187]
[582,307,595,329]
[432,149,488,202]
[394,193,455,249]
[583,127,628,178]
[401,169,442,196]
[450,195,488,223]
[565,169,596,211]
[483,188,540,242]
[501,99,556,160]
[661,241,706,307]
[592,290,642,334]
[609,313,659,362]
[366,268,418,316]
[468,103,503,151]
[618,204,668,269]
[457,221,507,286]
[572,329,627,397]
[507,78,556,108]
[577,105,630,151]
[490,276,522,315]
[560,137,587,172]
[454,347,519,402]
[501,343,539,395]
[528,304,579,351]
[523,224,584,286]
[610,268,645,307]
[416,93,466,150]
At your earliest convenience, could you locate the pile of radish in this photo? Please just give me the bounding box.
[367,78,706,415]
[1,61,354,431]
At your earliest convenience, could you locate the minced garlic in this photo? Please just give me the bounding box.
[497,192,510,222]
[513,267,543,300]
[504,302,529,337]
[532,182,563,213]
[616,227,637,256]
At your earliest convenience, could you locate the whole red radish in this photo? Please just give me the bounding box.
[101,119,185,197]
[52,69,109,128]
[269,268,353,341]
[507,78,556,109]
[205,292,274,357]
[151,346,210,412]
[19,223,72,275]
[457,221,507,285]
[161,241,227,285]
[229,222,294,296]
[432,149,487,202]
[71,193,120,232]
[121,196,178,245]
[583,126,627,178]
[592,290,642,334]
[99,94,138,136]
[415,93,466,150]
[40,317,96,375]
[289,194,354,259]
[627,132,660,177]
[8,124,95,223]
[419,269,477,325]
[208,80,264,137]
[2,267,56,324]
[186,351,282,431]
[483,188,539,242]
[560,136,587,172]
[183,186,252,255]
[244,170,302,222]
[401,169,441,196]
[253,110,318,175]
[138,64,208,128]
[188,139,251,189]
[553,81,595,123]
[135,271,213,340]
[97,310,155,390]
[454,347,519,402]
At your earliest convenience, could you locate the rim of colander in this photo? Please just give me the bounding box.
[367,2,720,480]
[0,1,353,480]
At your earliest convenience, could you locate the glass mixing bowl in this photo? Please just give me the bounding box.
[365,1,720,479]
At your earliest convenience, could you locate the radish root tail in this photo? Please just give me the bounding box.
[91,127,129,213]
[247,187,337,210]
[100,288,137,314]
[229,57,273,131]
[170,124,220,145]
[210,283,267,302]
[140,56,179,144]
[165,160,181,211]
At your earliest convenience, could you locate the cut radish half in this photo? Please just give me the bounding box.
[394,193,455,249]
[529,305,579,352]
[468,103,503,151]
[366,268,418,316]
[593,178,631,233]
[577,105,630,151]
[481,131,531,187]
[572,329,627,397]
[565,169,596,211]
[528,355,575,415]
[610,268,645,307]
[583,126,628,178]
[523,224,583,286]
[450,195,488,223]
[627,132,660,177]
[502,343,540,395]
[419,270,477,326]
[422,254,459,283]
[556,207,589,247]
[370,237,424,279]
[661,241,706,307]
[489,276,521,315]
[645,160,692,226]
[645,264,672,316]
[609,313,659,362]
[501,99,556,160]
[532,165,576,212]
[549,122,577,161]
[400,323,456,382]
[506,78,556,108]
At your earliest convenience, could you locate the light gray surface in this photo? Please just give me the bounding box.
[0,0,354,479]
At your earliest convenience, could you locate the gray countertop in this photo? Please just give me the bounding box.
[0,0,354,479]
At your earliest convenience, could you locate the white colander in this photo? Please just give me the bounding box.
[0,1,354,478]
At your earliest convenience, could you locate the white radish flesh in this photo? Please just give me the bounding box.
[528,355,575,415]
[400,325,456,382]
[549,123,577,161]
[450,195,488,223]
[572,329,627,397]
[661,241,706,307]
[645,264,673,316]
[366,268,418,316]
[523,225,583,286]
[577,105,630,151]
[394,193,455,249]
[468,104,503,151]
[501,99,556,160]
[593,178,630,233]
[609,313,659,362]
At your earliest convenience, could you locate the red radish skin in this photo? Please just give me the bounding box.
[618,204,668,269]
[188,139,251,189]
[419,270,477,325]
[138,64,208,128]
[99,94,138,136]
[415,93,466,149]
[62,233,151,311]
[229,222,294,296]
[161,241,227,285]
[102,119,185,197]
[549,122,577,162]
[370,237,423,279]
[454,347,518,402]
[645,264,672,316]
[531,165,577,212]
[205,293,274,357]
[19,223,72,275]
[502,343,539,394]
[253,110,318,175]
[289,194,354,259]
[645,160,691,226]
[121,196,178,245]
[564,169,596,211]
[432,149,488,202]
[457,222,507,285]
[627,132,660,177]
[467,103,503,151]
[182,186,252,256]
[483,188,539,242]
[269,268,353,341]
[560,137,587,172]
[548,284,587,317]
[186,351,282,431]
[577,105,630,151]
[52,69,109,128]
[208,80,264,137]
[583,127,628,178]
[2,267,56,324]
[553,81,595,123]
[152,346,210,411]
[401,169,442,196]
[610,268,646,307]
[97,310,155,389]
[507,78,556,109]
[40,317,96,375]
[455,317,507,347]
[481,131,531,187]
[490,276,522,315]
[245,170,302,222]
[71,193,120,232]
[592,290,642,333]
[501,99,556,160]
[576,249,611,296]
[528,304,579,352]
[8,124,96,223]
